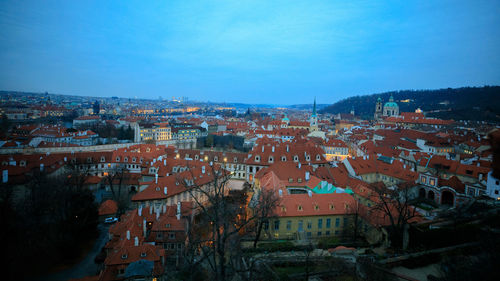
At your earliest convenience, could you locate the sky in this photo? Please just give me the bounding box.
[0,0,499,105]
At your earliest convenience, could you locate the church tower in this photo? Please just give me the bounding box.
[310,98,319,132]
[374,97,383,120]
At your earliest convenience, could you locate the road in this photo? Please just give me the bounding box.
[36,223,110,281]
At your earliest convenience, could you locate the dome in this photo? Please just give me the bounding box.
[384,102,399,108]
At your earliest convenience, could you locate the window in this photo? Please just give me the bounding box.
[335,230,339,235]
[307,232,311,238]
[141,252,147,257]
[157,233,163,239]
[121,254,127,259]
[326,231,330,236]
[169,233,175,239]
[306,156,310,161]
[281,156,287,161]
[297,205,302,211]
[326,218,331,228]
[274,220,280,231]
[316,155,321,160]
[317,231,322,236]
[344,218,348,226]
[298,220,303,231]
[289,177,293,183]
[307,221,312,229]
[335,218,340,227]
[318,219,323,229]
[298,178,302,183]
[294,155,299,162]
[255,156,260,162]
[269,156,274,163]
[166,224,171,228]
[429,178,435,186]
[263,220,269,230]
[286,220,292,230]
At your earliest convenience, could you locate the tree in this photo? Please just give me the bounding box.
[105,165,130,217]
[250,188,281,248]
[178,164,280,281]
[371,182,417,249]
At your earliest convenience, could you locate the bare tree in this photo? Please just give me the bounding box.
[371,182,417,249]
[177,163,280,281]
[250,187,281,248]
[105,164,130,216]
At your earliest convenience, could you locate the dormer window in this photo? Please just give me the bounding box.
[214,156,218,162]
[329,204,335,210]
[146,147,151,152]
[140,252,147,257]
[166,223,171,228]
[306,156,310,161]
[268,156,274,163]
[314,204,319,211]
[195,155,199,160]
[298,205,303,211]
[294,155,299,162]
[156,187,160,191]
[121,254,128,259]
[234,157,238,163]
[116,157,120,162]
[316,154,321,161]
[132,157,136,162]
[255,156,260,162]
[298,178,302,183]
[20,160,26,167]
[281,206,286,212]
[288,177,293,183]
[281,156,287,161]
[101,156,105,162]
[87,157,92,163]
[124,157,128,162]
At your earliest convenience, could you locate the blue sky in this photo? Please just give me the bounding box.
[0,0,499,104]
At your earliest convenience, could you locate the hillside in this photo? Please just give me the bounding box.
[320,86,500,121]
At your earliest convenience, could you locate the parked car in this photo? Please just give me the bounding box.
[104,217,118,224]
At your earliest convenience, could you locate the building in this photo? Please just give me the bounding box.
[374,97,383,120]
[133,122,172,143]
[383,95,399,117]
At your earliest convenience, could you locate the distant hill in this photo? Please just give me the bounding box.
[320,86,500,122]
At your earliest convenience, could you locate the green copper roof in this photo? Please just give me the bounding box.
[384,102,399,108]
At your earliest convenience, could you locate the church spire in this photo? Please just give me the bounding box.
[312,97,317,117]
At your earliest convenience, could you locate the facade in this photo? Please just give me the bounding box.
[134,122,172,142]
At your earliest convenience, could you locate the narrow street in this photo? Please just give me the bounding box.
[36,223,110,281]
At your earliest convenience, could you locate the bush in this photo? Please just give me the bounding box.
[318,237,340,249]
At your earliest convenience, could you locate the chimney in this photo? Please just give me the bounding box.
[164,187,167,195]
[202,166,205,174]
[305,171,310,181]
[155,173,158,184]
[143,219,147,237]
[126,230,130,240]
[134,236,139,246]
[176,201,181,220]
